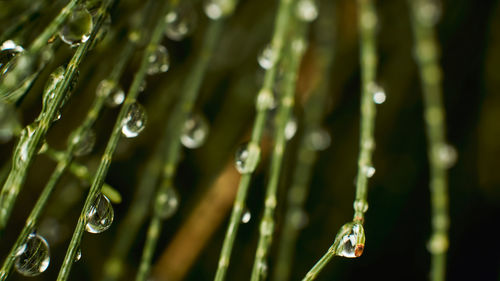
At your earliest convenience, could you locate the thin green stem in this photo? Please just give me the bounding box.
[0,0,109,230]
[273,3,336,280]
[213,0,296,279]
[250,21,307,281]
[0,5,134,281]
[135,15,225,281]
[409,1,450,281]
[302,0,379,279]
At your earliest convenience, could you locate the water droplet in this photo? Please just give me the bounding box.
[234,142,261,174]
[260,219,273,236]
[241,208,251,223]
[0,101,21,142]
[284,116,298,140]
[180,114,209,149]
[305,128,331,151]
[41,67,64,118]
[361,165,375,178]
[165,8,197,41]
[154,187,179,219]
[427,233,448,254]
[203,0,235,20]
[256,261,268,278]
[85,194,114,233]
[370,84,386,104]
[0,40,24,75]
[258,44,277,70]
[147,45,170,75]
[14,123,37,166]
[288,208,308,230]
[296,0,318,22]
[70,129,96,156]
[256,89,276,110]
[353,199,369,213]
[59,6,93,46]
[334,222,365,258]
[121,102,147,138]
[14,233,50,276]
[416,1,442,26]
[74,249,82,262]
[436,144,457,168]
[96,79,125,107]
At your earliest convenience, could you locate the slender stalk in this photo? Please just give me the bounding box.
[250,22,307,281]
[0,0,109,230]
[409,1,450,281]
[101,137,166,281]
[272,3,336,280]
[135,14,226,281]
[302,0,379,279]
[0,5,133,281]
[213,0,296,279]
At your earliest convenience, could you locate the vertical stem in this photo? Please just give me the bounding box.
[409,1,449,281]
[302,0,380,279]
[250,21,307,281]
[213,1,296,280]
[272,3,336,280]
[135,15,225,281]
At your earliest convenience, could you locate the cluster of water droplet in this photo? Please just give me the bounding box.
[164,7,197,41]
[85,194,114,233]
[180,114,210,149]
[121,102,147,138]
[14,233,50,276]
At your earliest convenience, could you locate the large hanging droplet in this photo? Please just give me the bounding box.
[121,102,147,138]
[147,45,170,75]
[234,142,261,174]
[164,8,197,41]
[0,40,24,75]
[14,233,50,277]
[85,194,114,233]
[69,129,96,156]
[257,44,277,70]
[59,6,93,46]
[154,187,179,219]
[180,114,209,149]
[96,79,125,107]
[334,222,365,258]
[74,249,82,262]
[295,0,318,22]
[0,101,21,142]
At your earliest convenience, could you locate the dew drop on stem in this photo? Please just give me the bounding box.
[96,79,125,107]
[147,45,170,75]
[70,129,96,157]
[284,115,298,141]
[154,187,179,220]
[14,233,50,277]
[234,142,261,174]
[334,222,365,258]
[180,113,209,149]
[295,0,318,22]
[241,208,251,224]
[164,7,197,41]
[85,194,114,234]
[121,102,147,138]
[59,5,93,47]
[305,128,331,151]
[258,44,277,70]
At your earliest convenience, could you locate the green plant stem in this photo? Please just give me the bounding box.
[0,6,133,281]
[134,16,225,281]
[302,0,379,280]
[213,0,296,280]
[409,1,449,281]
[250,23,306,281]
[272,3,336,280]
[0,0,109,231]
